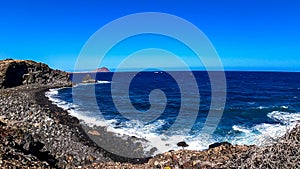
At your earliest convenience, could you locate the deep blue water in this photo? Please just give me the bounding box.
[47,71,300,153]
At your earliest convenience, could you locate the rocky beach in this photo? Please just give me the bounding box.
[0,59,300,168]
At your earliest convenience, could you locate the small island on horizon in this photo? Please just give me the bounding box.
[72,67,111,74]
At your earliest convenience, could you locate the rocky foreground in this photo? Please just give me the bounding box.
[0,84,114,168]
[76,126,300,169]
[1,84,300,169]
[0,60,300,168]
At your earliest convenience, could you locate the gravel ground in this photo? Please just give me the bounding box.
[1,84,300,169]
[0,84,112,168]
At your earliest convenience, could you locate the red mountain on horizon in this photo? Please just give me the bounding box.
[94,67,110,72]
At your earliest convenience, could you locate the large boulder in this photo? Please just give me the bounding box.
[0,59,71,88]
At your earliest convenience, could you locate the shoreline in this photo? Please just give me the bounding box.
[1,84,300,168]
[37,84,300,168]
[34,85,152,163]
[0,84,149,168]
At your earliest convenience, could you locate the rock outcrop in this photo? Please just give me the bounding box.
[81,74,96,83]
[0,59,71,88]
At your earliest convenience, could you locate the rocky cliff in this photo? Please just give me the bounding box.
[0,59,71,88]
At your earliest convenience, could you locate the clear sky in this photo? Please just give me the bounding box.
[0,0,300,72]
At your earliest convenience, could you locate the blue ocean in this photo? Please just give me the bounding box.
[46,71,300,154]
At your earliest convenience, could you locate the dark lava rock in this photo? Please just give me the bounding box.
[0,59,71,88]
[177,141,189,148]
[0,121,5,126]
[208,141,232,149]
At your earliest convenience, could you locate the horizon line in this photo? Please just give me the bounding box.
[69,69,300,73]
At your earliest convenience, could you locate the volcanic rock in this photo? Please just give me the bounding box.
[0,59,71,88]
[177,141,189,148]
[209,141,232,149]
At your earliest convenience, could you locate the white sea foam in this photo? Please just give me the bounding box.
[232,111,300,146]
[103,119,192,154]
[46,90,218,154]
[256,106,267,109]
[254,123,287,140]
[106,118,225,153]
[232,122,292,146]
[46,89,78,111]
[267,111,300,124]
[232,125,252,134]
[97,80,111,84]
[109,127,215,154]
[45,89,62,104]
[280,105,289,109]
[256,105,289,110]
[46,88,300,155]
[45,88,182,154]
[46,88,59,95]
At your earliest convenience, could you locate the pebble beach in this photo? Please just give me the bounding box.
[1,84,300,168]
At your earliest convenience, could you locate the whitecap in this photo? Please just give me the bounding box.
[232,125,252,134]
[256,106,267,109]
[230,111,300,146]
[280,105,289,109]
[97,80,111,84]
[267,111,300,124]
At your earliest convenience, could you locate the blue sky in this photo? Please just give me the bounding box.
[0,0,300,72]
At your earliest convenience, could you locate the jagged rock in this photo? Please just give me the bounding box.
[208,142,232,149]
[177,141,189,148]
[0,59,71,88]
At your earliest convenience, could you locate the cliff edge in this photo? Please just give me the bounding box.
[0,59,71,88]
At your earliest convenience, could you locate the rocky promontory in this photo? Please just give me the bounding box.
[0,59,71,88]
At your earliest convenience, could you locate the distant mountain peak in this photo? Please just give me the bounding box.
[95,67,110,72]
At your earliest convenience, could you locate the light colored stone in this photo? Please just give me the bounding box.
[88,130,101,136]
[0,115,6,122]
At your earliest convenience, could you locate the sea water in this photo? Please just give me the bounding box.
[46,71,300,154]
